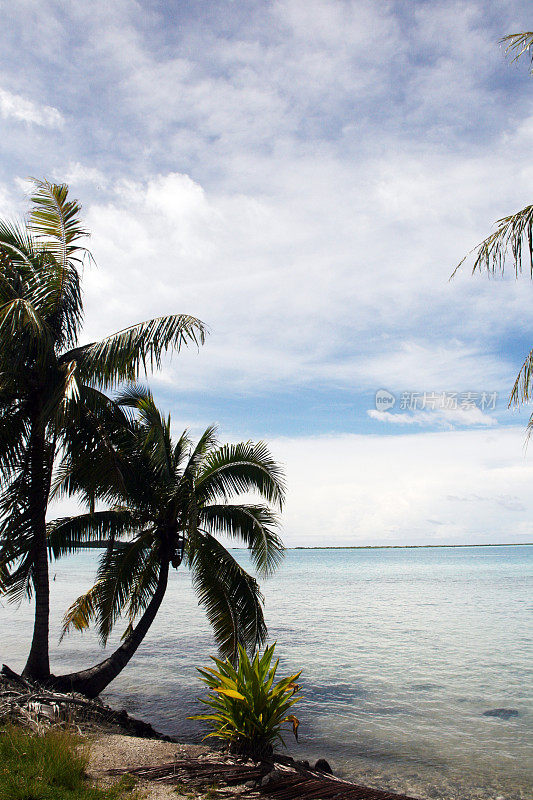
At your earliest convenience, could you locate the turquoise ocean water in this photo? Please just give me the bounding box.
[1,545,531,800]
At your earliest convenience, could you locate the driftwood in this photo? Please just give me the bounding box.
[0,665,174,739]
[107,754,421,800]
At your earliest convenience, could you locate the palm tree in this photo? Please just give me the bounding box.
[454,33,533,414]
[0,181,206,682]
[47,386,285,698]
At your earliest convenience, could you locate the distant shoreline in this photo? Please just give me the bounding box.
[290,542,532,549]
[74,541,532,550]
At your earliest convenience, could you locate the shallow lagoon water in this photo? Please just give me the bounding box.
[1,545,531,799]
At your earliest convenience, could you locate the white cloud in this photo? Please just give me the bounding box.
[2,0,533,550]
[72,154,529,399]
[368,406,498,428]
[269,426,533,546]
[57,163,109,189]
[0,87,64,128]
[49,426,533,547]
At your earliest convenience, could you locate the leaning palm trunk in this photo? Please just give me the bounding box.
[55,557,170,698]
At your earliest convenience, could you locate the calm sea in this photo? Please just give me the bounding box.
[1,545,531,800]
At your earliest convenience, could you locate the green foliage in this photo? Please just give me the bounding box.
[0,179,206,678]
[452,203,533,280]
[453,33,533,428]
[0,725,133,800]
[56,387,285,661]
[189,644,302,758]
[452,32,533,282]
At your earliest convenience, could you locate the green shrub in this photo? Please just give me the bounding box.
[189,643,302,758]
[0,725,133,800]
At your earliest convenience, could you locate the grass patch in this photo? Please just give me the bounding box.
[0,725,133,800]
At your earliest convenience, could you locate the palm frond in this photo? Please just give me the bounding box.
[52,385,131,504]
[124,546,161,626]
[39,361,81,427]
[196,441,285,509]
[501,32,533,71]
[61,582,102,639]
[93,532,156,644]
[28,180,86,346]
[0,219,41,280]
[117,385,173,480]
[452,204,533,278]
[71,314,207,389]
[510,346,533,405]
[173,429,191,471]
[200,504,284,577]
[188,532,267,661]
[47,509,135,559]
[0,297,51,344]
[115,384,153,409]
[0,466,36,605]
[0,559,8,592]
[0,403,30,480]
[180,424,219,487]
[0,551,34,603]
[28,179,89,265]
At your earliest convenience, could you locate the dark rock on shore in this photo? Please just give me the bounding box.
[261,767,286,786]
[314,757,333,773]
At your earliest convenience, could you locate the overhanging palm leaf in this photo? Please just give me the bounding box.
[47,509,135,559]
[196,441,285,508]
[511,349,533,439]
[188,531,267,662]
[62,531,156,645]
[501,32,533,70]
[199,504,283,577]
[124,545,161,630]
[59,582,102,640]
[71,314,206,389]
[453,34,533,421]
[452,204,533,278]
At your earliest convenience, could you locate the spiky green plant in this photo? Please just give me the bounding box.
[189,643,301,758]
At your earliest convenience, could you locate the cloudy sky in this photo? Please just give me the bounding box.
[1,0,533,545]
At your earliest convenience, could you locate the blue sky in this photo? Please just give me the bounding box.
[2,0,533,545]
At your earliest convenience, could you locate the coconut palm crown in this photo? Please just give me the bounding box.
[48,386,285,697]
[0,180,205,681]
[453,33,533,425]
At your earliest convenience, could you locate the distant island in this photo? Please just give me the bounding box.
[223,542,531,551]
[74,541,532,550]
